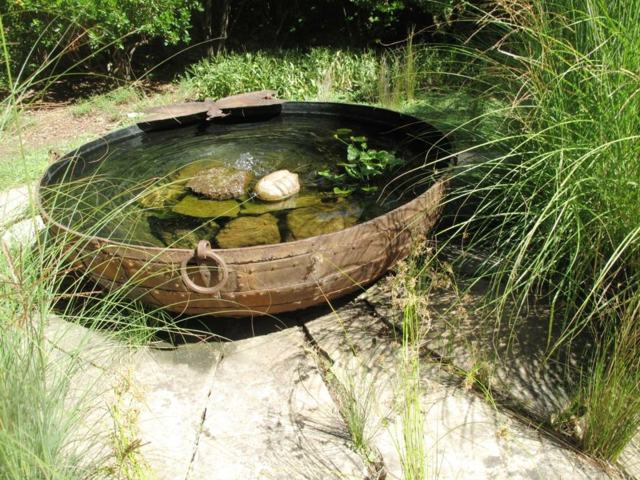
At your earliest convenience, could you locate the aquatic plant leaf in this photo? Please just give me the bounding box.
[321,135,402,194]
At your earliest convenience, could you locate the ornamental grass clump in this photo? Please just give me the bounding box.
[437,0,640,461]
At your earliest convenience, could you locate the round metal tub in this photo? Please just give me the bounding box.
[38,102,450,317]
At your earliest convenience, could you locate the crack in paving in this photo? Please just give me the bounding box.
[183,347,224,480]
[300,320,388,480]
[362,296,621,476]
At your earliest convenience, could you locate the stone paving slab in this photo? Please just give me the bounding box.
[620,440,640,479]
[305,301,612,480]
[2,215,43,245]
[43,316,131,469]
[0,184,34,223]
[188,327,368,480]
[362,277,584,421]
[132,343,223,480]
[44,315,130,371]
[43,318,224,478]
[416,379,609,480]
[304,303,405,476]
[41,293,628,479]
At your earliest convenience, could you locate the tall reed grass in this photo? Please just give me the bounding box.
[0,16,203,475]
[434,0,640,461]
[391,244,433,479]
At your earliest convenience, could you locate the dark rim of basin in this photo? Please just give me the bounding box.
[38,101,453,255]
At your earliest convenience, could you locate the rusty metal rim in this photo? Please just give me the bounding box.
[37,102,450,259]
[38,179,445,262]
[96,249,394,298]
[99,273,371,311]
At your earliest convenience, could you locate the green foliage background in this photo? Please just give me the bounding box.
[0,0,200,88]
[183,48,379,101]
[0,0,471,91]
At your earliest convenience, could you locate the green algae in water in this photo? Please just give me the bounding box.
[287,199,363,240]
[216,213,281,249]
[172,196,241,218]
[43,114,431,248]
[240,193,326,215]
[138,182,185,209]
[154,220,220,249]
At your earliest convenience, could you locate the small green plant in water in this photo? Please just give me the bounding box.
[319,129,403,195]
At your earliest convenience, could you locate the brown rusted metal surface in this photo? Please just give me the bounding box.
[207,90,283,120]
[138,102,213,131]
[212,90,279,109]
[40,101,449,318]
[42,180,445,317]
[138,90,284,130]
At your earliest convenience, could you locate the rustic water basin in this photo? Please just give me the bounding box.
[38,101,450,316]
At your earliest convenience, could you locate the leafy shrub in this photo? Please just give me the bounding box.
[182,48,379,102]
[0,0,200,88]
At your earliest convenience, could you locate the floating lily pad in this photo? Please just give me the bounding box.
[287,200,363,240]
[186,166,252,200]
[172,196,240,218]
[216,213,280,249]
[240,193,327,215]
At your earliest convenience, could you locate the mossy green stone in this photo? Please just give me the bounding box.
[157,221,220,249]
[216,213,280,248]
[240,193,326,215]
[138,182,185,209]
[172,196,240,218]
[186,166,252,200]
[287,200,363,239]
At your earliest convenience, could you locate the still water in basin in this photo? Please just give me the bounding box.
[43,113,435,249]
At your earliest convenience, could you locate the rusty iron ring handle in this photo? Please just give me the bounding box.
[180,240,229,295]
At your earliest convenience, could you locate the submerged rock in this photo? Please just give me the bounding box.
[157,221,220,249]
[104,210,163,247]
[216,213,280,249]
[186,166,252,200]
[287,200,363,240]
[254,170,300,202]
[138,182,185,209]
[240,193,327,215]
[172,196,240,218]
[173,159,225,184]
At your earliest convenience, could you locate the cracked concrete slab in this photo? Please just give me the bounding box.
[362,277,587,422]
[43,316,133,469]
[188,327,368,480]
[305,301,613,480]
[132,343,223,480]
